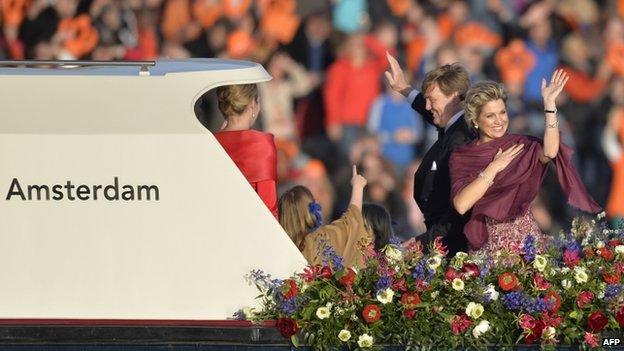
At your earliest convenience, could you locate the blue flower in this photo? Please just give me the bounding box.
[308,201,323,232]
[280,297,300,316]
[319,239,344,270]
[375,275,392,293]
[605,284,623,301]
[412,258,435,282]
[389,236,402,247]
[522,235,536,263]
[502,291,529,311]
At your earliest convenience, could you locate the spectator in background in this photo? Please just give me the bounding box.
[213,84,279,218]
[603,78,624,228]
[258,51,313,141]
[368,81,424,176]
[323,30,391,155]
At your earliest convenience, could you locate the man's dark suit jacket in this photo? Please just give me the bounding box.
[411,93,476,255]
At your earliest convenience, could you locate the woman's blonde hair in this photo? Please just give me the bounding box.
[278,186,316,250]
[216,84,258,118]
[464,81,507,127]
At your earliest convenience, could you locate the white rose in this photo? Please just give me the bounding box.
[533,255,547,271]
[485,284,499,301]
[384,246,403,262]
[574,268,588,284]
[427,255,442,270]
[615,245,624,255]
[472,320,490,338]
[316,307,330,320]
[561,279,572,290]
[452,278,465,291]
[542,326,556,340]
[242,307,256,319]
[357,333,374,348]
[338,329,351,342]
[465,302,484,319]
[376,288,395,304]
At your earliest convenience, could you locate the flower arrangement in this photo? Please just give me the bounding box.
[244,213,624,350]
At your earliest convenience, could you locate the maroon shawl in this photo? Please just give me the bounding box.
[449,134,601,250]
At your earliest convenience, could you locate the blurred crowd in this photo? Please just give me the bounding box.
[3,0,624,238]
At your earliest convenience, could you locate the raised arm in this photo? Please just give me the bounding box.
[384,52,435,125]
[452,144,524,215]
[349,165,367,210]
[540,69,568,162]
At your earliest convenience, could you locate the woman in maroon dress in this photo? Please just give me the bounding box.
[450,70,600,256]
[213,84,278,218]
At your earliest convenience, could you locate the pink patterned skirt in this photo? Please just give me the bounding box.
[482,209,548,256]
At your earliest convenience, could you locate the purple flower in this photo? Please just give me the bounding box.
[566,241,581,253]
[308,201,323,232]
[317,238,344,270]
[605,284,623,301]
[280,297,300,316]
[527,297,550,314]
[412,258,435,282]
[522,235,537,263]
[502,291,530,311]
[375,275,392,293]
[389,236,402,247]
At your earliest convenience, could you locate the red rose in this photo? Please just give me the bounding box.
[320,266,333,279]
[524,320,545,344]
[461,263,480,279]
[282,279,298,299]
[403,309,416,319]
[576,291,595,309]
[339,268,356,286]
[603,271,621,284]
[445,267,460,281]
[609,239,622,247]
[276,317,298,338]
[587,311,608,333]
[615,305,624,328]
[362,304,382,324]
[599,248,614,261]
[542,311,563,328]
[498,272,518,291]
[400,292,421,308]
[519,314,536,330]
[545,291,562,312]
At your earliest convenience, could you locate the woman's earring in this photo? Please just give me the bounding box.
[474,124,479,129]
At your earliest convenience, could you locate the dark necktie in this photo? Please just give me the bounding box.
[437,128,445,140]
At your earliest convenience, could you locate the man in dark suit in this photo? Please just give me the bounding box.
[385,53,475,255]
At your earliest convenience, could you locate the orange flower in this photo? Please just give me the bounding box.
[498,272,518,291]
[362,304,382,324]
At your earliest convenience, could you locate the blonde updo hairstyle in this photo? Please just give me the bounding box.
[216,84,258,118]
[278,185,317,251]
[464,81,507,129]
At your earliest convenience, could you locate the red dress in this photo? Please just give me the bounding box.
[214,130,278,218]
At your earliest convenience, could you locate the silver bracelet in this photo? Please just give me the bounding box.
[545,118,559,129]
[478,171,493,186]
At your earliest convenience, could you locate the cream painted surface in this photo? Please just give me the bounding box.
[0,59,306,319]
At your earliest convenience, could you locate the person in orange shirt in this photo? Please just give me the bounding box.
[213,84,279,219]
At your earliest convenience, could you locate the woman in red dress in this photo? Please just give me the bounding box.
[214,84,278,218]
